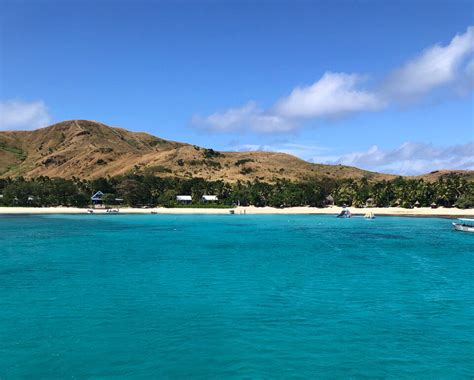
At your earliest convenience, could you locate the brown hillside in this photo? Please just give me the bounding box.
[0,120,470,182]
[415,169,474,182]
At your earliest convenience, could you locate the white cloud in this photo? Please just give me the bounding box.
[383,26,474,99]
[331,141,474,175]
[230,140,474,174]
[0,100,51,130]
[192,26,474,134]
[192,73,383,133]
[274,72,384,118]
[192,101,295,133]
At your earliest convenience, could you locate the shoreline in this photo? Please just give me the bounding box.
[0,206,473,218]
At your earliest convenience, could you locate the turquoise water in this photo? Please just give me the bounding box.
[1,214,473,379]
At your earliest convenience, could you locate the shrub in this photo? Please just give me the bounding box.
[235,158,254,166]
[203,148,221,159]
[240,167,254,175]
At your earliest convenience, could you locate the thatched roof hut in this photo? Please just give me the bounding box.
[325,195,334,205]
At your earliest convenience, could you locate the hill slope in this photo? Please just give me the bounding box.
[1,120,471,182]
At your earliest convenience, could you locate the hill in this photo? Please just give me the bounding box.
[414,169,474,182]
[0,120,471,182]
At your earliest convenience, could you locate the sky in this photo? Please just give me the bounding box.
[0,0,473,175]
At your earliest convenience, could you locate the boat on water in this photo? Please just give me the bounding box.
[337,207,352,218]
[86,208,119,214]
[364,211,375,219]
[452,218,474,233]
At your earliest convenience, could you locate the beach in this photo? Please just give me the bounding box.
[0,205,473,217]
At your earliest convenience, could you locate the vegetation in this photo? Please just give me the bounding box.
[0,174,472,208]
[455,192,474,209]
[235,158,255,166]
[203,148,221,159]
[0,143,26,160]
[240,167,254,175]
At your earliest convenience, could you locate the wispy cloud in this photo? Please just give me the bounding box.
[191,101,294,133]
[382,26,474,100]
[0,100,51,131]
[192,26,474,134]
[331,141,474,175]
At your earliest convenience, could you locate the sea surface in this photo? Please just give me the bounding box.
[1,214,473,379]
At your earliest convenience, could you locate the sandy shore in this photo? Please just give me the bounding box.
[0,206,473,217]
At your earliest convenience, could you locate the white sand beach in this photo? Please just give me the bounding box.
[0,206,473,217]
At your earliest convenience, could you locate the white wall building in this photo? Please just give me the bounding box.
[176,195,192,203]
[202,195,218,202]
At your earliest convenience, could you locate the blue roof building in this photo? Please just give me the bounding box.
[91,191,104,202]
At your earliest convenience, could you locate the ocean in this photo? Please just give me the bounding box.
[1,214,473,378]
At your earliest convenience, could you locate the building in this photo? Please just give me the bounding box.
[202,195,218,202]
[176,195,192,204]
[91,191,104,205]
[325,195,334,206]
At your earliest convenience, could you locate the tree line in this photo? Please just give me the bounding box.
[0,174,472,208]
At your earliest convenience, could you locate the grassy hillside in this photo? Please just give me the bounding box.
[0,120,470,182]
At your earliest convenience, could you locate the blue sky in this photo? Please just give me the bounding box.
[1,0,473,174]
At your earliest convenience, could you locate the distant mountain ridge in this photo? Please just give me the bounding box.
[1,120,472,182]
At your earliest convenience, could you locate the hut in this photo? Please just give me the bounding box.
[394,198,402,207]
[414,200,420,208]
[430,202,438,209]
[176,195,192,204]
[202,195,218,202]
[325,195,334,206]
[91,191,104,207]
[365,197,375,207]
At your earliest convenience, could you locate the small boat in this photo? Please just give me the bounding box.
[364,211,375,219]
[87,209,94,214]
[337,208,352,218]
[452,218,474,233]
